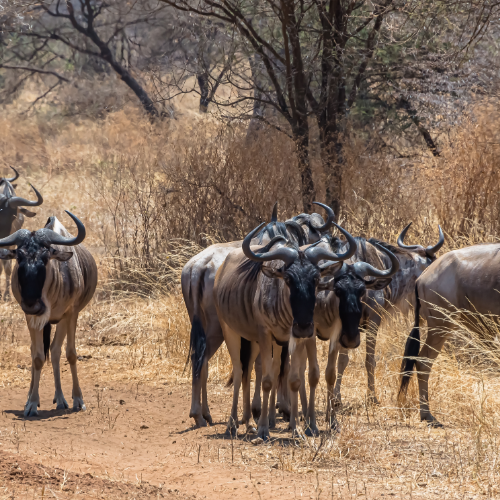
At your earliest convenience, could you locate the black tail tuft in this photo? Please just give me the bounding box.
[241,338,252,384]
[226,338,252,387]
[278,341,289,390]
[187,315,206,380]
[43,323,51,360]
[399,285,421,398]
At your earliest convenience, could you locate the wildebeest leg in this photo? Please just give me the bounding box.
[3,259,11,301]
[201,326,224,425]
[268,343,282,429]
[325,342,340,430]
[242,341,259,433]
[223,327,243,436]
[415,320,449,427]
[299,354,308,418]
[256,332,273,441]
[365,316,382,405]
[251,354,262,421]
[288,340,307,436]
[51,323,69,410]
[25,327,45,417]
[304,337,320,437]
[333,346,349,407]
[65,314,86,411]
[25,345,35,409]
[276,348,290,421]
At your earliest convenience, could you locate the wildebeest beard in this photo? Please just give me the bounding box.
[285,254,320,339]
[333,270,366,349]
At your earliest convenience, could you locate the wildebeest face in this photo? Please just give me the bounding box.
[0,237,73,316]
[333,270,366,349]
[262,254,321,339]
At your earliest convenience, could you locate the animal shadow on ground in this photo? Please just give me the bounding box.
[5,408,73,421]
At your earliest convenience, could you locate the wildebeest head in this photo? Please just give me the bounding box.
[397,222,444,264]
[0,211,85,317]
[320,239,400,349]
[0,168,43,239]
[243,204,356,340]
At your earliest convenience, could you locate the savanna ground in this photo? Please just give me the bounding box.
[0,87,500,499]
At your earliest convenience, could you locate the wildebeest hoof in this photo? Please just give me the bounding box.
[192,415,207,428]
[291,428,305,440]
[24,402,38,418]
[305,425,319,437]
[280,410,290,422]
[73,398,86,412]
[269,418,276,429]
[257,426,270,441]
[424,417,443,428]
[202,413,213,425]
[246,425,257,435]
[54,394,69,410]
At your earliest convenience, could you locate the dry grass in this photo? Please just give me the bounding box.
[1,91,500,498]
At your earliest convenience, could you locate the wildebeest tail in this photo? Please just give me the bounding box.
[43,323,51,360]
[398,284,421,398]
[278,341,289,390]
[226,338,252,387]
[187,315,206,380]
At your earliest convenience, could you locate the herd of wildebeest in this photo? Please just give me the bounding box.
[0,167,498,439]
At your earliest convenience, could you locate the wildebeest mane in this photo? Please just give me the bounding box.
[254,221,289,244]
[368,237,412,256]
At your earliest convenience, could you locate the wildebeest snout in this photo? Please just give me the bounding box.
[292,321,314,339]
[340,333,360,349]
[20,299,46,316]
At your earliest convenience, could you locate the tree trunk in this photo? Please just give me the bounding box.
[197,73,210,113]
[295,130,315,212]
[322,133,343,216]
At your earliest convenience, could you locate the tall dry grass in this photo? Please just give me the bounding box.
[1,93,500,497]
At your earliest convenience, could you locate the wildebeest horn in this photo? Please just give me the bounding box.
[425,225,444,258]
[243,223,298,267]
[305,222,357,266]
[37,211,86,246]
[353,243,400,279]
[8,184,43,208]
[5,166,19,182]
[397,223,420,250]
[0,228,31,247]
[271,202,278,223]
[398,222,444,258]
[310,202,335,232]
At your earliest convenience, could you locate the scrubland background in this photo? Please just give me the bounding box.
[2,3,500,495]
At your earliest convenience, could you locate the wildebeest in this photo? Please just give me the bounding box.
[398,242,500,427]
[182,202,335,428]
[213,220,357,439]
[327,224,444,407]
[0,211,98,417]
[0,167,43,300]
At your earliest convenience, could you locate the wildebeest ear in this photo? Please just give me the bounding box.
[19,208,36,217]
[0,249,16,260]
[49,249,73,261]
[318,277,335,291]
[365,278,392,290]
[11,184,17,189]
[261,266,284,280]
[19,208,37,217]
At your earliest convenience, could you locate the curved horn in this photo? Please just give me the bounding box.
[305,222,357,266]
[397,222,420,250]
[243,223,297,267]
[310,202,335,232]
[353,243,400,279]
[284,220,307,246]
[8,184,43,208]
[425,225,444,258]
[271,202,278,223]
[5,166,19,183]
[0,228,31,247]
[36,211,86,247]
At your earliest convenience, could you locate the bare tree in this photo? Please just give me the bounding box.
[158,0,499,211]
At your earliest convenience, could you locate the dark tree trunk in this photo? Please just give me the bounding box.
[295,128,315,212]
[321,133,343,217]
[197,73,210,113]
